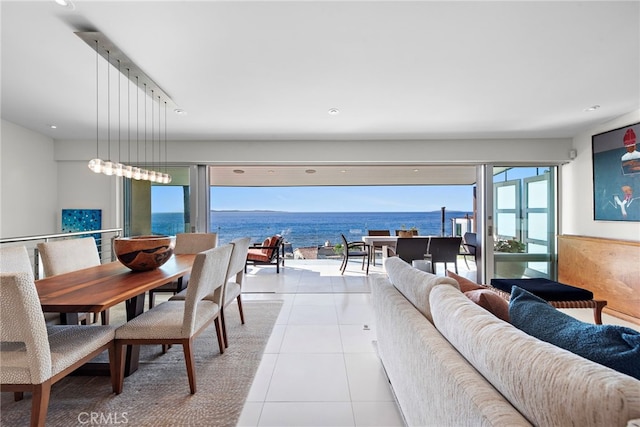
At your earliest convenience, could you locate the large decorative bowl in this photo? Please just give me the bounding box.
[114,235,174,271]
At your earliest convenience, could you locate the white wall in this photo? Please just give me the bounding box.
[0,120,58,237]
[561,110,640,241]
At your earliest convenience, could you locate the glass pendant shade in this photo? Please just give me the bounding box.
[140,169,149,180]
[114,163,125,176]
[123,165,133,179]
[102,161,114,175]
[88,158,104,173]
[148,171,157,182]
[132,167,142,180]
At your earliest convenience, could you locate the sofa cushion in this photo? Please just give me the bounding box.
[464,289,510,322]
[446,270,485,292]
[509,286,640,380]
[430,285,640,426]
[384,256,458,322]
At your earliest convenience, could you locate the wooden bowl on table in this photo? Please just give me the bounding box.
[114,235,174,271]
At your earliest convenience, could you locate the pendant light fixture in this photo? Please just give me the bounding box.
[78,31,173,183]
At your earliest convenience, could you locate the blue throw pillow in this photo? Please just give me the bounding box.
[509,286,640,380]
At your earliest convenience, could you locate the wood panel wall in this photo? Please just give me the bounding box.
[558,235,640,323]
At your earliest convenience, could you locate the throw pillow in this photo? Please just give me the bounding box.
[446,270,485,292]
[464,289,510,322]
[509,286,640,380]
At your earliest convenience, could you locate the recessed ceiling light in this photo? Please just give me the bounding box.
[54,0,75,9]
[174,109,187,115]
[328,108,339,115]
[413,169,419,172]
[305,169,316,174]
[233,169,245,174]
[340,169,347,173]
[48,124,57,129]
[268,170,275,174]
[585,105,601,112]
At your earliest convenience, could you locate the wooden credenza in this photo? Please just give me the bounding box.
[558,235,639,324]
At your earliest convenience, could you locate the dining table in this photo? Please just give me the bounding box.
[35,253,196,376]
[362,235,433,262]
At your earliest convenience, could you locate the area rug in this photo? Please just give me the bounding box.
[1,300,283,427]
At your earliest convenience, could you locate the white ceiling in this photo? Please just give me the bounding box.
[1,1,639,186]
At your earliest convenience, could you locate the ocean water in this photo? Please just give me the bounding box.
[152,211,473,250]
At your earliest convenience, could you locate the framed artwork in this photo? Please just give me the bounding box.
[61,209,103,245]
[592,122,640,221]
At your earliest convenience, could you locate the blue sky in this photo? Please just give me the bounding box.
[152,185,475,213]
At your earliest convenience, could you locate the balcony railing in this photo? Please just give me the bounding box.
[0,228,123,279]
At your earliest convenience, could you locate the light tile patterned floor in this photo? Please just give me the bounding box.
[236,257,639,426]
[237,258,404,427]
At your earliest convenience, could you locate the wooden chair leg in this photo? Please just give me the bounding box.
[237,295,245,324]
[148,292,155,310]
[107,344,118,394]
[114,342,126,394]
[214,317,225,354]
[30,380,51,427]
[182,339,196,394]
[220,308,229,348]
[14,391,24,401]
[100,310,109,325]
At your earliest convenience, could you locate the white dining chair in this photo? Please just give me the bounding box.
[0,272,118,427]
[114,244,233,394]
[170,237,251,348]
[0,245,61,325]
[37,237,108,324]
[148,232,218,309]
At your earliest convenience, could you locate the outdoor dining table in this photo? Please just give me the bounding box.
[361,235,433,262]
[35,253,196,376]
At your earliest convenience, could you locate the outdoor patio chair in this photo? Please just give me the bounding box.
[339,234,370,275]
[459,232,477,269]
[245,235,285,273]
[0,272,118,427]
[114,244,233,395]
[428,236,463,274]
[394,237,430,264]
[367,229,392,266]
[148,232,218,308]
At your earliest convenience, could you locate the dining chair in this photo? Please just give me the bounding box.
[367,230,392,266]
[459,232,477,269]
[0,246,60,326]
[36,237,108,325]
[114,244,233,394]
[148,232,218,308]
[339,234,370,275]
[0,272,118,427]
[394,237,430,264]
[428,236,463,274]
[170,236,251,348]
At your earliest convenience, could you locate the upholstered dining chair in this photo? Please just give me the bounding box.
[427,236,463,274]
[114,244,233,394]
[0,272,118,427]
[169,236,251,349]
[148,232,218,309]
[219,237,251,347]
[339,234,370,275]
[36,237,108,325]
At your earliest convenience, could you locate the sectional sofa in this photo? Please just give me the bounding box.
[372,257,640,426]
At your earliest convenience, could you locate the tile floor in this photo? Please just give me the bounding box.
[237,258,404,427]
[235,257,639,427]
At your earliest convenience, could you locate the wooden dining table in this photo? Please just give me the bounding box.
[35,253,196,376]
